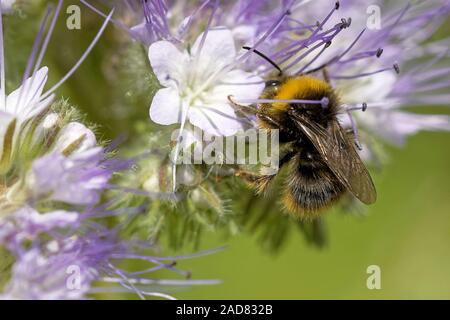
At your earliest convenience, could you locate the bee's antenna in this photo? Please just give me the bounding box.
[242,46,283,76]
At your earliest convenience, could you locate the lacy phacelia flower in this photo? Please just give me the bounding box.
[0,202,221,300]
[0,3,220,300]
[149,28,264,136]
[286,1,450,146]
[27,147,111,206]
[1,67,54,122]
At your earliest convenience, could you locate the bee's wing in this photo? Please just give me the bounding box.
[290,113,377,204]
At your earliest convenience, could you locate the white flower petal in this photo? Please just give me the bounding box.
[53,122,97,154]
[213,70,264,104]
[188,102,244,136]
[150,87,182,125]
[5,67,49,120]
[148,40,186,88]
[191,27,236,78]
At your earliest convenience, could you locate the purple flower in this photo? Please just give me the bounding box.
[286,1,450,145]
[27,148,112,206]
[0,206,79,252]
[1,208,221,300]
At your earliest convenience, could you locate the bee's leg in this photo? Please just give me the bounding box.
[227,95,258,119]
[236,151,296,194]
[257,114,281,129]
[235,170,274,195]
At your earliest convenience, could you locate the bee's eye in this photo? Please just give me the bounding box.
[265,80,281,88]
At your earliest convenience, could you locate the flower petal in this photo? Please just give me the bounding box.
[213,70,264,104]
[5,67,50,120]
[148,40,186,88]
[190,27,236,78]
[150,87,182,125]
[188,102,244,136]
[53,122,97,154]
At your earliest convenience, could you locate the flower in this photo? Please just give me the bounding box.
[1,67,54,123]
[0,0,15,14]
[148,27,264,136]
[0,206,79,250]
[0,205,221,300]
[288,0,450,146]
[27,148,112,206]
[0,3,221,300]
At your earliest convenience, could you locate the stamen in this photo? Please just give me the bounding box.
[376,48,384,57]
[305,29,366,74]
[236,2,293,63]
[346,111,363,151]
[235,97,329,107]
[19,0,63,113]
[346,102,368,112]
[193,0,219,60]
[331,64,400,80]
[296,41,332,75]
[14,5,53,114]
[177,0,212,39]
[80,0,128,31]
[40,9,115,101]
[272,2,341,62]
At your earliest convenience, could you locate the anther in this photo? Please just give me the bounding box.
[362,102,368,112]
[315,21,322,30]
[346,17,352,27]
[325,41,332,48]
[376,48,383,58]
[335,1,340,10]
[321,97,330,108]
[393,63,400,74]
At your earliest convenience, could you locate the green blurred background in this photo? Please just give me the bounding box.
[173,131,450,299]
[7,1,449,299]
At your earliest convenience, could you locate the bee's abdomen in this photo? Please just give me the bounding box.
[282,154,345,219]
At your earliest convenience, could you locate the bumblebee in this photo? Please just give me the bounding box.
[230,48,376,220]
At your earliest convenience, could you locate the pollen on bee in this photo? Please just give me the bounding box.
[272,76,332,111]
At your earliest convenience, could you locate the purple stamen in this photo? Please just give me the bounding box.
[236,2,293,63]
[80,0,128,32]
[295,41,332,75]
[19,0,63,111]
[235,98,329,106]
[14,5,53,114]
[331,64,399,80]
[40,9,115,101]
[346,110,363,151]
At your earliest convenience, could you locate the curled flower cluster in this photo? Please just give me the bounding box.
[0,1,219,300]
